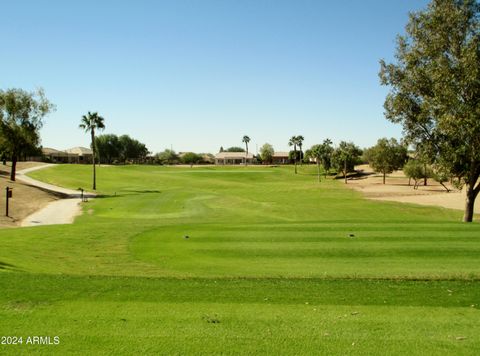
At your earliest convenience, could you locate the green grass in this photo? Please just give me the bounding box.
[0,164,479,354]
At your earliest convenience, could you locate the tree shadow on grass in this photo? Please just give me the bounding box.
[21,183,70,198]
[334,170,375,181]
[0,260,18,271]
[95,190,162,199]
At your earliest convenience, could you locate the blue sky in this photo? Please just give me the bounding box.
[1,0,429,154]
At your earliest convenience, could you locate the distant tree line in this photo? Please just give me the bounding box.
[94,134,149,164]
[154,149,214,166]
[219,146,245,153]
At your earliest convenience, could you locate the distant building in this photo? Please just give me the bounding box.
[65,147,93,164]
[272,152,289,164]
[215,152,254,165]
[41,147,78,163]
[30,146,93,164]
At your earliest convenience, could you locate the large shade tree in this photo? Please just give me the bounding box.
[118,135,148,163]
[379,0,480,222]
[403,159,431,189]
[364,138,408,184]
[305,139,334,182]
[94,134,148,164]
[332,141,362,184]
[0,88,54,181]
[79,112,105,190]
[320,139,334,177]
[94,134,120,164]
[259,143,274,164]
[155,149,179,165]
[181,152,202,167]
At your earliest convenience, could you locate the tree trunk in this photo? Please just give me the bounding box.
[423,163,427,186]
[245,143,248,166]
[383,171,386,184]
[344,159,347,184]
[463,179,480,222]
[92,129,96,190]
[440,182,450,192]
[294,147,297,174]
[10,154,17,181]
[463,186,475,222]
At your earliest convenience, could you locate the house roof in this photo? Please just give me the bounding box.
[273,151,289,158]
[42,147,61,155]
[42,147,73,157]
[215,152,254,159]
[65,147,93,155]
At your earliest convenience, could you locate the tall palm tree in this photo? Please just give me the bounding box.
[242,135,250,166]
[79,111,105,190]
[288,136,298,174]
[297,135,305,165]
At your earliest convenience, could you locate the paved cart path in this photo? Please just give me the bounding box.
[16,165,96,227]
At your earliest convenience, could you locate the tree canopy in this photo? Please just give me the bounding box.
[403,159,431,189]
[364,138,408,184]
[225,146,245,152]
[0,88,54,180]
[259,143,274,164]
[95,134,149,164]
[332,141,362,183]
[305,139,334,182]
[155,149,179,165]
[379,0,480,221]
[181,152,202,167]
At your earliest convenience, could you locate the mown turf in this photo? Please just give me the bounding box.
[0,164,479,355]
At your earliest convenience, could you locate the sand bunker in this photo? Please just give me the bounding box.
[348,165,478,214]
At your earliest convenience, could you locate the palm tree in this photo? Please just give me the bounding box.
[79,111,105,190]
[308,145,322,183]
[288,136,298,174]
[242,135,250,166]
[297,135,305,165]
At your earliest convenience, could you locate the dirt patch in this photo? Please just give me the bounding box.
[0,162,62,227]
[348,165,478,213]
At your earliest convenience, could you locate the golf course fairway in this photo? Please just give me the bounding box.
[0,164,479,355]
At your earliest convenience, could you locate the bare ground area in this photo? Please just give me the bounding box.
[348,164,479,214]
[0,162,65,227]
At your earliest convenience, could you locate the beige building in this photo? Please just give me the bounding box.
[272,152,290,164]
[215,152,254,165]
[31,146,93,164]
[41,148,78,163]
[65,147,93,164]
